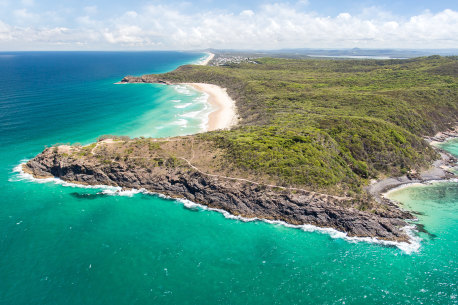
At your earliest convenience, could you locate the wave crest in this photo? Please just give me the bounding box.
[11,161,421,254]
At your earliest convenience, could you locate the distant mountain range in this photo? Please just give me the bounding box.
[205,48,458,59]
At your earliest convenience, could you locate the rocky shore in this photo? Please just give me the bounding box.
[424,125,458,144]
[22,127,458,244]
[367,126,457,201]
[120,75,174,85]
[23,63,457,245]
[23,143,414,242]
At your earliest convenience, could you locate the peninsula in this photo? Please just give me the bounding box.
[24,56,458,243]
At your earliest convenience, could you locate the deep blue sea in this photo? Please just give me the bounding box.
[0,52,457,304]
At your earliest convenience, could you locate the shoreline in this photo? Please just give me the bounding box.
[197,52,215,66]
[424,125,458,146]
[20,119,457,251]
[45,63,457,250]
[15,162,420,253]
[119,52,238,131]
[118,76,238,132]
[184,83,238,131]
[368,128,458,202]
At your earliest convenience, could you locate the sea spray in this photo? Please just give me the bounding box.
[172,85,193,96]
[174,103,193,109]
[173,86,212,132]
[194,53,214,65]
[2,51,457,305]
[12,161,421,254]
[176,198,421,254]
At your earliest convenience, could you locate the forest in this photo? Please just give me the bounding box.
[133,56,457,195]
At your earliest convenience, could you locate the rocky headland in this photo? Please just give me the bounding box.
[120,75,174,85]
[23,56,458,244]
[23,140,413,242]
[368,130,457,203]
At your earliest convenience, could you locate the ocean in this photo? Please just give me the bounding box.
[1,52,456,304]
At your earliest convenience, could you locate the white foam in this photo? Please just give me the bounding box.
[174,103,192,109]
[172,85,193,96]
[174,198,421,254]
[172,86,212,133]
[194,53,214,65]
[100,188,148,197]
[192,93,212,132]
[193,93,209,104]
[174,119,188,127]
[12,162,122,191]
[12,162,151,198]
[170,99,182,103]
[179,111,201,118]
[11,161,421,254]
[174,93,212,131]
[181,199,200,209]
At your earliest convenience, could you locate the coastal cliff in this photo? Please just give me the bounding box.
[121,75,174,85]
[25,56,457,243]
[24,141,412,242]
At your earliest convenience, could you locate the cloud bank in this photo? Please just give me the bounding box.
[0,3,457,50]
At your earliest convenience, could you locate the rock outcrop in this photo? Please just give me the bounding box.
[24,145,413,242]
[121,75,173,85]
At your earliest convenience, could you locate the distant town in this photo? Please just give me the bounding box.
[208,53,260,66]
[204,48,458,66]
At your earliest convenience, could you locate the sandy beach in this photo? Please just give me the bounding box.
[185,83,238,131]
[198,53,215,66]
[367,127,458,202]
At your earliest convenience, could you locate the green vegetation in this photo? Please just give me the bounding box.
[143,56,457,194]
[97,135,130,142]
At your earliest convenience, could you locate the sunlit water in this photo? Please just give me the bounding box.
[1,52,456,304]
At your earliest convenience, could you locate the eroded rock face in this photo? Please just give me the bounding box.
[121,76,173,85]
[24,147,412,242]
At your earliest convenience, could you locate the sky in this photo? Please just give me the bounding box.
[0,0,457,50]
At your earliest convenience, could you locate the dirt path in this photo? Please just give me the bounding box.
[177,157,353,201]
[89,138,353,200]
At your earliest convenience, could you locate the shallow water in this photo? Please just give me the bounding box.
[438,138,458,156]
[1,52,457,304]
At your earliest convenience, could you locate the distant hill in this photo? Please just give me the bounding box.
[24,56,458,241]
[205,48,458,59]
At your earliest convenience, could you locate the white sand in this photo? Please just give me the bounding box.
[198,53,215,66]
[184,83,238,131]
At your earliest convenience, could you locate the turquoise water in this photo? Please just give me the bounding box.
[438,139,458,174]
[1,52,457,304]
[438,138,458,155]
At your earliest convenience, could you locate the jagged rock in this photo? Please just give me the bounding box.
[121,75,173,85]
[24,146,413,242]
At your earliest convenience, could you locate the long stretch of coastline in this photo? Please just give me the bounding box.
[19,102,456,249]
[119,54,239,132]
[198,52,215,66]
[189,53,236,132]
[185,83,238,131]
[23,57,458,249]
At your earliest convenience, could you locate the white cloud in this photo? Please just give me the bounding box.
[297,0,309,6]
[0,3,457,50]
[21,0,34,6]
[103,25,146,44]
[240,10,254,17]
[13,8,38,22]
[0,20,12,40]
[84,6,97,15]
